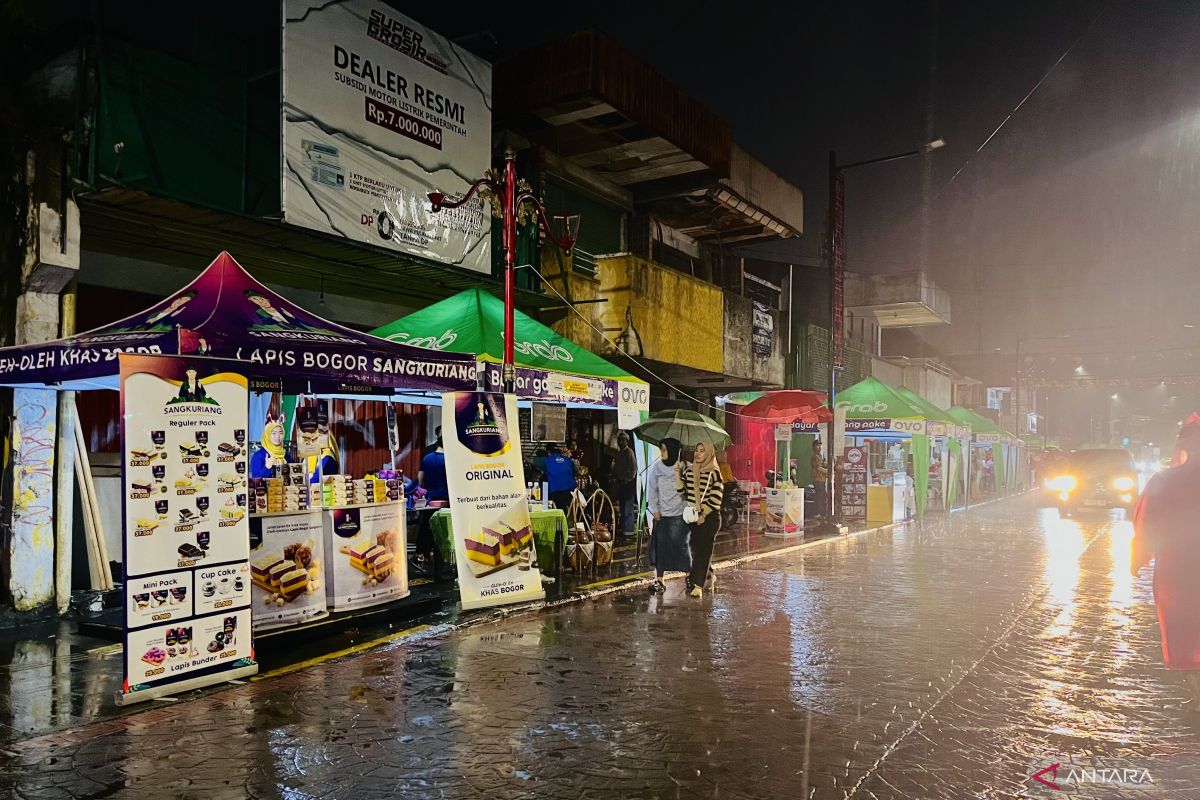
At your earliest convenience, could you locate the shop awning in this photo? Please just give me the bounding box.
[370,288,649,411]
[0,252,478,393]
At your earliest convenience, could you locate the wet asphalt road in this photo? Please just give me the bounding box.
[4,498,1200,799]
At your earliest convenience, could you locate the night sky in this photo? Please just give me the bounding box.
[420,0,1200,375]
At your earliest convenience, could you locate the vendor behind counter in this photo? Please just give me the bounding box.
[250,413,288,479]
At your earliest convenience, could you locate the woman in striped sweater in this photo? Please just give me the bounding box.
[678,440,724,598]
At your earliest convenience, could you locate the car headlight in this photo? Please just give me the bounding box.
[1050,475,1077,492]
[1114,476,1135,491]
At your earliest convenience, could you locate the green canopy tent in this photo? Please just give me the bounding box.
[834,377,933,518]
[1021,433,1059,450]
[947,406,1018,497]
[892,386,963,511]
[370,288,649,415]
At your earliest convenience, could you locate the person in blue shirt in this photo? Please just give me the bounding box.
[307,437,339,484]
[543,443,578,513]
[415,437,448,563]
[418,437,448,503]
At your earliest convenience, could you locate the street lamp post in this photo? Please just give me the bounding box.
[824,138,944,525]
[428,148,578,392]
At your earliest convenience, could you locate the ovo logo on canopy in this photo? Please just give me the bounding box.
[514,339,574,362]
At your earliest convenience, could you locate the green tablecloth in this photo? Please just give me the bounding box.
[429,508,566,574]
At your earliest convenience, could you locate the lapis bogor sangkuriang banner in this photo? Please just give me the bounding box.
[119,354,257,704]
[442,392,545,610]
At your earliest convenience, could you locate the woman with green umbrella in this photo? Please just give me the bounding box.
[646,437,689,594]
[635,410,730,599]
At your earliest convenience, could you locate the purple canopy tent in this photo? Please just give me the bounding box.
[0,252,477,392]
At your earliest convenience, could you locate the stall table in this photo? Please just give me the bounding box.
[430,508,566,579]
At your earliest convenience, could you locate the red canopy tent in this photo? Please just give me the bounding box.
[725,391,832,486]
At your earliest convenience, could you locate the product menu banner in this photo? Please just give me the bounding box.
[282,0,492,271]
[442,392,545,611]
[119,355,257,701]
[839,446,868,521]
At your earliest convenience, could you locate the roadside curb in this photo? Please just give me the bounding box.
[442,519,909,628]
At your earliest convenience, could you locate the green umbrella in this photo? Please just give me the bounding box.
[634,409,731,451]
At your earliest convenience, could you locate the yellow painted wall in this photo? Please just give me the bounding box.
[542,247,607,355]
[596,256,724,373]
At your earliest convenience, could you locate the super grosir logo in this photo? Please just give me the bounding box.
[366,10,448,74]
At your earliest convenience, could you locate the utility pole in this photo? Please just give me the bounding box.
[429,148,578,393]
[824,139,945,526]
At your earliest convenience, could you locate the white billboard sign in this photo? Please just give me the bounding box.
[283,1,492,271]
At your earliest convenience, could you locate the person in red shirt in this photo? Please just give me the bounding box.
[1133,414,1200,710]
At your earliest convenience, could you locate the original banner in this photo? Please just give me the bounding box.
[442,392,545,611]
[282,0,492,271]
[119,354,256,703]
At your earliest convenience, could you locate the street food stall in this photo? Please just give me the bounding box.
[891,385,966,512]
[947,406,1020,500]
[369,287,650,570]
[735,391,831,534]
[0,252,479,702]
[833,377,931,522]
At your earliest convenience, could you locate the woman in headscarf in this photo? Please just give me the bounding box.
[677,440,724,599]
[1133,413,1200,710]
[646,437,689,594]
[250,413,287,479]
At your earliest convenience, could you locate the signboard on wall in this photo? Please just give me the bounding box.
[119,354,256,703]
[531,402,567,443]
[831,170,846,367]
[282,1,492,271]
[752,301,774,357]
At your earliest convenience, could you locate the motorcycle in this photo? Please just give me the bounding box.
[722,481,747,529]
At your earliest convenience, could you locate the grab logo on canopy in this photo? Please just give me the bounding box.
[840,400,888,414]
[387,329,458,350]
[514,339,574,362]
